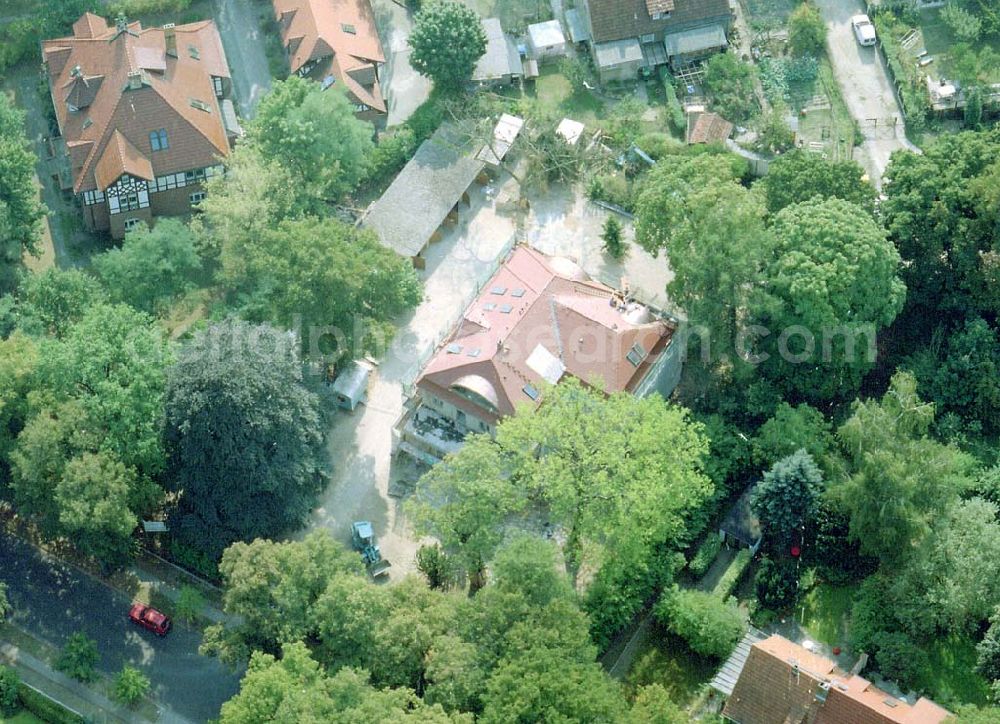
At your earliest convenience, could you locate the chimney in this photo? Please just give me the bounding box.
[127,70,143,90]
[849,653,869,677]
[163,23,177,57]
[70,64,82,78]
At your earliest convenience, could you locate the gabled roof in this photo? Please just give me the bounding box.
[687,110,733,144]
[42,15,232,193]
[94,130,154,189]
[416,246,674,424]
[723,635,951,724]
[584,0,731,44]
[473,18,523,82]
[273,0,386,112]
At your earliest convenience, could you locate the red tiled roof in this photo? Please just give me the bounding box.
[42,15,232,193]
[273,0,386,112]
[416,246,674,425]
[94,130,154,189]
[723,635,951,724]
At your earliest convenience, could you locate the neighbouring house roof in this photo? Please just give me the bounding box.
[362,125,485,258]
[687,110,733,143]
[556,118,585,145]
[710,627,768,696]
[416,246,675,425]
[593,37,644,69]
[42,14,232,194]
[720,485,761,548]
[584,0,731,45]
[273,0,386,112]
[664,22,728,56]
[473,18,523,82]
[723,635,951,724]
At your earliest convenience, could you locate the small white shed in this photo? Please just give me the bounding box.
[527,20,567,61]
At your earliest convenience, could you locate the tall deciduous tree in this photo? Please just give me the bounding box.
[13,267,106,338]
[0,331,37,465]
[408,436,524,592]
[248,76,373,209]
[498,379,713,584]
[0,91,46,293]
[758,197,905,401]
[222,216,421,364]
[882,129,1000,318]
[93,218,202,314]
[635,152,771,362]
[751,450,824,549]
[787,2,826,56]
[761,150,875,215]
[408,1,488,91]
[835,371,976,565]
[163,320,326,558]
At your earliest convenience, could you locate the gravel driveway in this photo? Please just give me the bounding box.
[814,0,920,185]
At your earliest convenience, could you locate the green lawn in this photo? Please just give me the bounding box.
[624,627,717,708]
[798,583,856,648]
[529,69,606,127]
[1,710,46,724]
[920,633,992,707]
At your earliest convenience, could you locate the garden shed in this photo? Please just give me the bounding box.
[720,485,762,553]
[527,20,567,60]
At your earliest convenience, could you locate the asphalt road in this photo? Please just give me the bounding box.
[213,0,272,118]
[0,531,241,722]
[814,0,921,185]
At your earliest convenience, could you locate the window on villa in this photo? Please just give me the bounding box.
[189,191,207,204]
[149,128,168,151]
[626,341,648,367]
[124,218,143,231]
[523,384,540,400]
[189,98,211,113]
[342,23,356,34]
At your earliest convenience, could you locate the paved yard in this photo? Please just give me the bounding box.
[814,0,920,185]
[213,0,272,118]
[372,0,432,127]
[305,178,675,579]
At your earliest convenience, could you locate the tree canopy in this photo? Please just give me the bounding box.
[408,1,488,91]
[751,450,824,549]
[163,320,325,557]
[760,151,875,215]
[247,76,374,210]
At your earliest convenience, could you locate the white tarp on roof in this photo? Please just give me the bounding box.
[556,118,585,145]
[526,343,565,384]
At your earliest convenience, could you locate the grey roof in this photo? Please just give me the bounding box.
[710,626,767,696]
[473,18,523,81]
[565,8,591,43]
[664,22,727,56]
[721,485,762,547]
[593,37,643,68]
[363,125,484,258]
[585,0,732,44]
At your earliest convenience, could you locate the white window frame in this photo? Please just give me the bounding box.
[189,191,207,204]
[124,218,143,232]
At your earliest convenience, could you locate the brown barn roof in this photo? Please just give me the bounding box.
[416,246,674,424]
[273,0,386,112]
[42,15,232,194]
[585,0,731,44]
[723,635,951,724]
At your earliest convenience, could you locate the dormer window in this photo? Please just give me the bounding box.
[342,23,356,34]
[149,128,168,151]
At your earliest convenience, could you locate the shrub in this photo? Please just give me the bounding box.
[754,555,799,609]
[174,585,206,623]
[0,582,9,620]
[55,632,99,683]
[17,684,84,724]
[587,173,634,212]
[168,539,220,581]
[688,536,722,577]
[601,216,626,260]
[660,71,686,133]
[416,544,459,590]
[788,3,826,56]
[107,0,194,15]
[758,57,790,103]
[702,54,758,123]
[654,587,747,659]
[941,2,982,42]
[870,631,928,690]
[0,666,18,717]
[635,132,683,160]
[712,548,752,599]
[112,665,151,707]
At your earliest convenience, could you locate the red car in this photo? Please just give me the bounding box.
[128,602,171,636]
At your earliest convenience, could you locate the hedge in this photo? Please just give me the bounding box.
[18,683,84,724]
[654,587,747,659]
[687,535,722,578]
[711,548,752,599]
